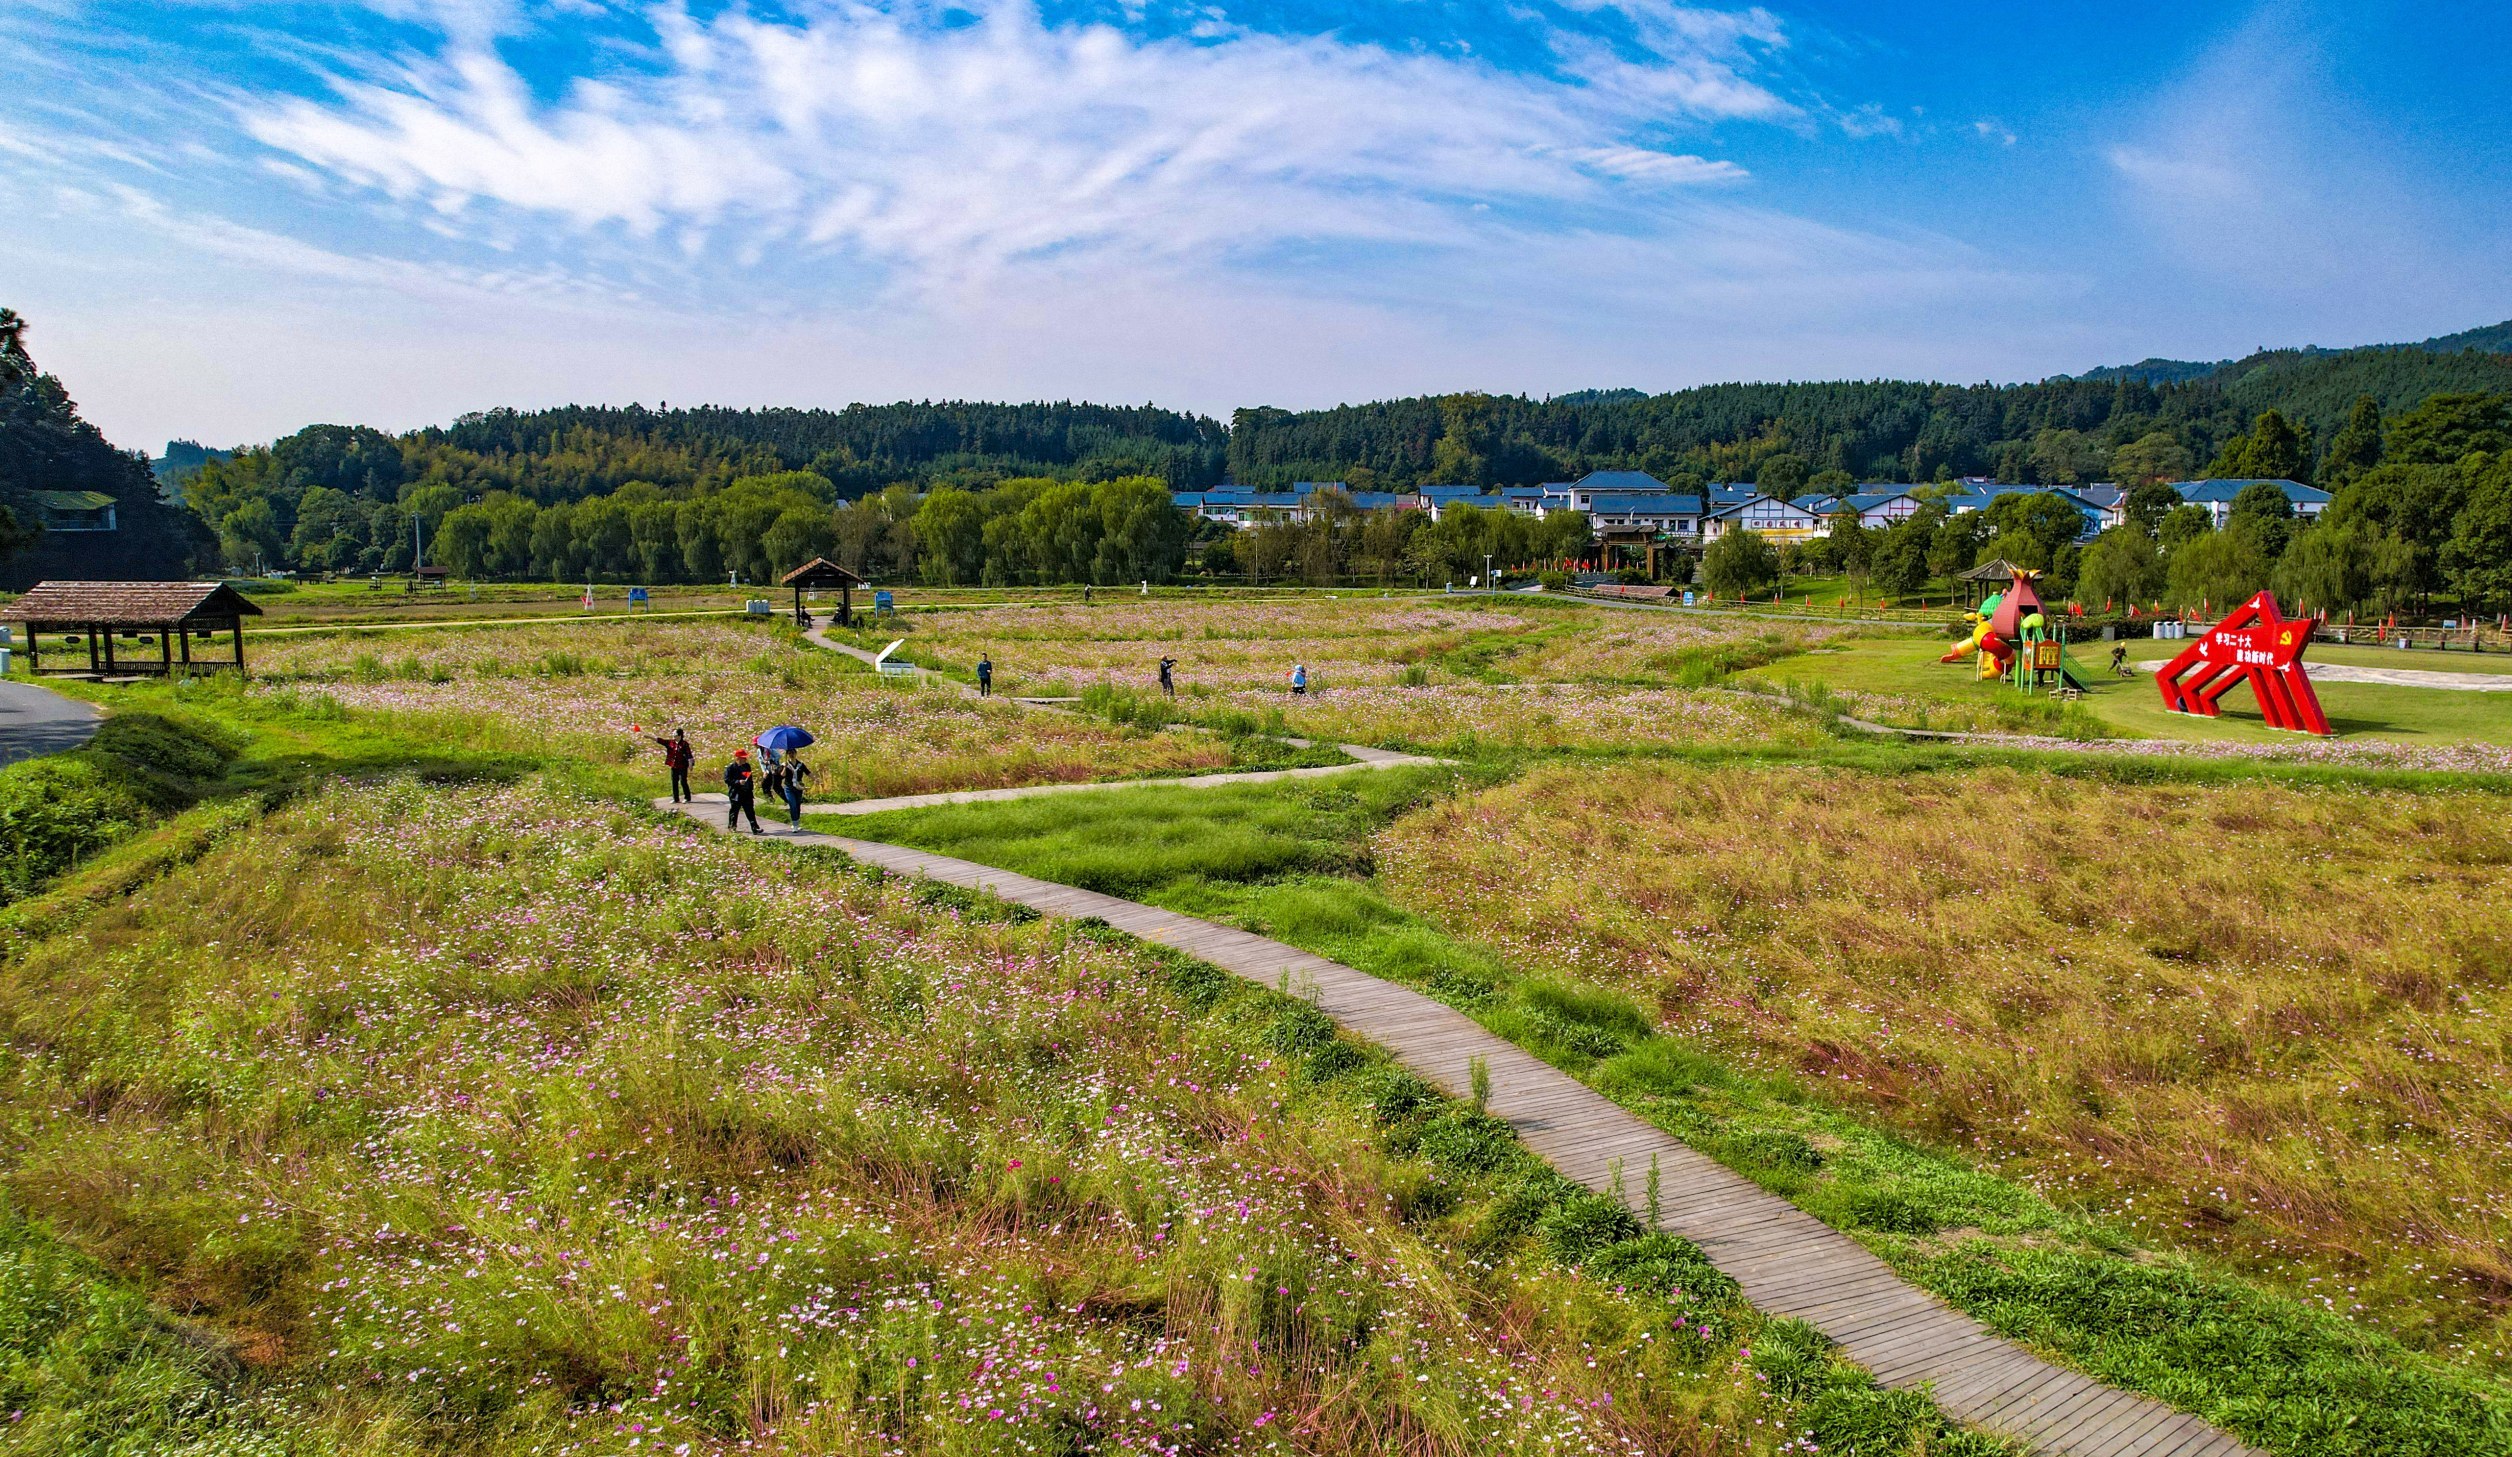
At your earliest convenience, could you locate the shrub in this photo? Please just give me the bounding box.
[1584,1232,1741,1312]
[1729,1129,1826,1174]
[1411,1110,1518,1174]
[1843,1189,1942,1236]
[1536,1190,1644,1264]
[0,758,152,902]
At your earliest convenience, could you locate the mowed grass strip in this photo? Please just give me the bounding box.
[0,773,2016,1456]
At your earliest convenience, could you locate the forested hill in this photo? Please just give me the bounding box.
[430,401,1229,497]
[2075,317,2512,388]
[1227,334,2512,488]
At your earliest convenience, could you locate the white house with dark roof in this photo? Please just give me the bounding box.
[1702,495,1825,543]
[1411,483,1494,519]
[1502,484,1572,516]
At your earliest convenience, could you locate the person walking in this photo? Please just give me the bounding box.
[779,756,812,826]
[1158,655,1177,699]
[1288,662,1308,695]
[976,653,993,697]
[652,728,694,802]
[723,749,763,834]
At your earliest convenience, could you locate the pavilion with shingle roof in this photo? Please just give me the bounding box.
[777,558,865,627]
[13,580,262,678]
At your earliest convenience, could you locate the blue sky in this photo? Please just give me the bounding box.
[4,0,2509,450]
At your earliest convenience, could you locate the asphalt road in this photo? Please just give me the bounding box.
[0,679,101,769]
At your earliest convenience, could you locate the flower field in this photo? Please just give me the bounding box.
[879,597,1820,695]
[248,620,1234,799]
[1194,683,1830,753]
[869,598,1835,752]
[1377,762,2512,1367]
[0,775,2003,1456]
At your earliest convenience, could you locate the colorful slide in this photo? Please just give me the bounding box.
[1939,576,2090,691]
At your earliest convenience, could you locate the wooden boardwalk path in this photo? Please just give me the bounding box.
[660,795,2262,1457]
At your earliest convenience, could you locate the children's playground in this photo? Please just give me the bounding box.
[1731,575,2512,745]
[1938,570,2091,695]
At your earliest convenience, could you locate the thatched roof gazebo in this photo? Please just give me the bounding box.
[777,558,866,627]
[14,580,262,678]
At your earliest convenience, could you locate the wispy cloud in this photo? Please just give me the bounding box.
[1,0,2092,445]
[239,0,1787,293]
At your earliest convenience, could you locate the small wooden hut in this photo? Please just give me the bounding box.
[778,558,866,627]
[14,580,262,678]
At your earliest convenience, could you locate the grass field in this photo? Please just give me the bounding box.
[243,617,1310,800]
[0,768,2010,1456]
[840,764,2512,1454]
[13,594,2512,1456]
[1382,763,2512,1361]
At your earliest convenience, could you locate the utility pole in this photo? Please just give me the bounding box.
[1484,553,1495,594]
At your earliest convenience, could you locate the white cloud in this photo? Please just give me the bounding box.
[240,0,1783,293]
[3,0,2092,446]
[1562,146,1748,185]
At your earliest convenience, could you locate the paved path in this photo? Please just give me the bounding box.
[658,795,2261,1457]
[2132,659,2512,691]
[0,679,102,768]
[807,628,983,698]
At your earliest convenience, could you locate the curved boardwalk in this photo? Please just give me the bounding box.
[659,794,2262,1457]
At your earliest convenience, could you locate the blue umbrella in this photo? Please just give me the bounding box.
[754,725,816,753]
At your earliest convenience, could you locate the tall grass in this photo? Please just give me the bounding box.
[852,763,2512,1453]
[0,776,2000,1454]
[1382,762,2512,1370]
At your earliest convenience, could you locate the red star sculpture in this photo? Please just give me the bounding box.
[2154,590,2331,735]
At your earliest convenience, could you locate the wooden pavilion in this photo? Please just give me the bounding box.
[1954,558,2030,606]
[14,580,262,678]
[778,558,865,627]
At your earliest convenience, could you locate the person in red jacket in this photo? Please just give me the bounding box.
[651,728,694,802]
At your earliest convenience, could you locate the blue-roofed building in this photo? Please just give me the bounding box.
[1704,483,1759,510]
[2168,479,2330,529]
[1581,492,1704,538]
[1567,469,1667,497]
[1503,482,1578,517]
[1832,490,1923,529]
[1937,483,2109,540]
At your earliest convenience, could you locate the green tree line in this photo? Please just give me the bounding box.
[427,473,1195,588]
[1191,495,1592,586]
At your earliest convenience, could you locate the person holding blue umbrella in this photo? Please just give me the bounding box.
[755,725,815,825]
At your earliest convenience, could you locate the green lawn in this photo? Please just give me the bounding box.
[1740,635,2512,744]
